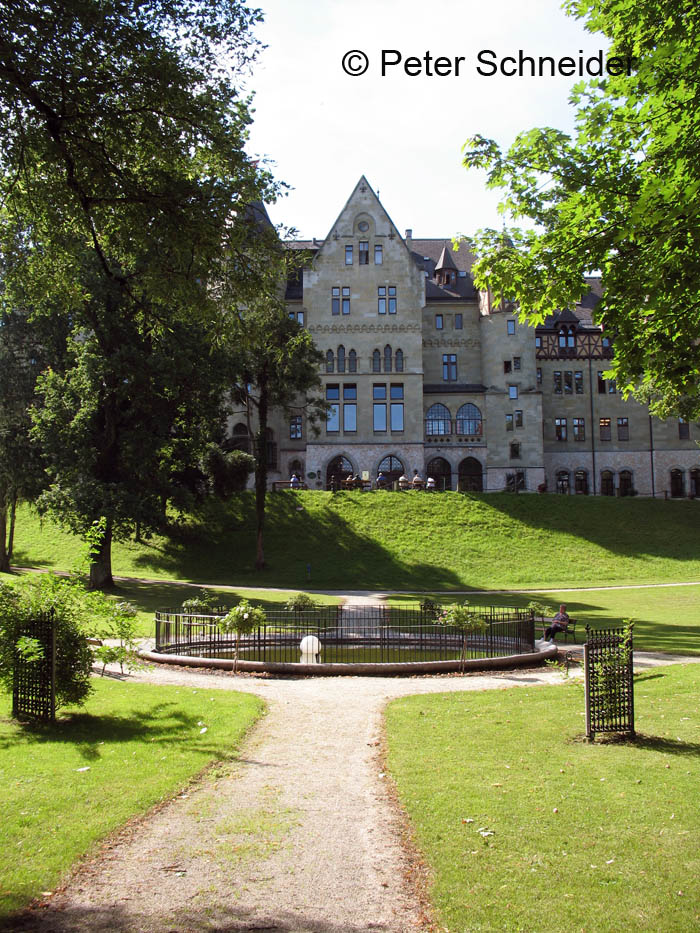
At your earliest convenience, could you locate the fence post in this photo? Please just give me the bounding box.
[583,638,592,740]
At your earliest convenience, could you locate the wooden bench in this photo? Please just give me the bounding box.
[272,480,308,491]
[540,616,579,644]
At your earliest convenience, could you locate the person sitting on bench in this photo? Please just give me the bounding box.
[545,604,570,642]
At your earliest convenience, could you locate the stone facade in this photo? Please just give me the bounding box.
[229,177,700,498]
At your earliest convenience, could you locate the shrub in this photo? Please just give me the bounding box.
[437,601,488,673]
[284,592,318,612]
[218,600,266,673]
[203,445,255,498]
[95,601,141,675]
[181,588,216,613]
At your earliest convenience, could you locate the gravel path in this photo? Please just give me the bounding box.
[11,638,697,933]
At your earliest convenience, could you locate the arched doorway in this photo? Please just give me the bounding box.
[458,457,483,492]
[619,470,633,497]
[556,470,570,494]
[601,470,615,496]
[574,470,588,495]
[326,456,353,489]
[289,458,303,480]
[690,468,700,498]
[426,457,452,491]
[670,469,685,498]
[377,455,404,486]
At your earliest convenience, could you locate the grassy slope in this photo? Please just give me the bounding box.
[386,665,700,933]
[0,679,262,917]
[11,492,700,591]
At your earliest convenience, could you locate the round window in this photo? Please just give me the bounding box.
[358,221,369,232]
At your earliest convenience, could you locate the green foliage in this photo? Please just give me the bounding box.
[527,600,553,620]
[218,600,266,636]
[462,0,700,418]
[181,588,217,613]
[0,574,102,709]
[94,601,141,675]
[203,445,255,498]
[283,592,318,612]
[14,635,44,664]
[437,601,488,633]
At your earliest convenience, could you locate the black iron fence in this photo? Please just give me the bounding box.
[12,613,56,722]
[154,605,535,664]
[584,625,635,739]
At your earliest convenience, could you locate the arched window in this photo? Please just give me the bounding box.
[601,470,615,496]
[265,427,278,469]
[574,469,588,495]
[377,455,404,484]
[230,423,250,453]
[458,457,483,492]
[427,457,452,491]
[372,349,381,373]
[455,403,482,436]
[395,349,404,372]
[348,349,357,373]
[289,458,303,478]
[670,468,685,498]
[337,345,346,373]
[619,470,633,497]
[326,349,334,373]
[690,468,700,498]
[425,403,451,436]
[556,470,570,494]
[384,344,392,373]
[326,455,353,488]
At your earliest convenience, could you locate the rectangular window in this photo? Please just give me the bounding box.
[343,384,357,400]
[442,354,457,381]
[513,356,521,371]
[374,243,383,265]
[359,241,369,265]
[535,335,542,348]
[288,310,304,325]
[617,417,629,440]
[507,320,515,335]
[373,403,387,432]
[435,314,443,330]
[509,441,521,459]
[515,409,523,428]
[390,383,404,400]
[373,384,386,400]
[332,286,340,316]
[327,404,340,432]
[508,384,519,399]
[454,313,463,330]
[343,404,357,432]
[536,367,542,386]
[326,384,340,401]
[377,286,386,315]
[564,371,573,394]
[599,417,611,441]
[679,418,690,439]
[553,371,562,394]
[345,244,353,265]
[555,417,567,441]
[503,360,512,374]
[505,413,513,431]
[573,417,585,441]
[290,416,302,439]
[388,286,397,314]
[342,286,350,315]
[608,379,617,394]
[598,371,606,394]
[575,371,583,394]
[390,403,404,431]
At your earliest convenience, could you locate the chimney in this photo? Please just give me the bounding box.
[405,228,413,248]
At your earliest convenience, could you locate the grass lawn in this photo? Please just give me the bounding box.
[10,492,700,591]
[391,585,700,655]
[386,664,700,932]
[0,679,262,918]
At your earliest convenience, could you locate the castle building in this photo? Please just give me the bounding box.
[232,177,700,497]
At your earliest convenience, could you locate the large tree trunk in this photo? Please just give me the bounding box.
[89,520,114,589]
[254,378,269,571]
[0,501,9,573]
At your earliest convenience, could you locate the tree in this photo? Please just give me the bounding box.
[232,303,324,571]
[462,0,700,419]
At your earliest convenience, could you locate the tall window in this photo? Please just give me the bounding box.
[359,241,369,265]
[374,243,383,264]
[442,354,457,381]
[343,384,357,432]
[553,371,562,394]
[326,349,334,373]
[326,385,340,432]
[290,416,302,439]
[456,403,482,435]
[372,349,381,373]
[395,349,404,372]
[599,417,611,440]
[504,360,512,374]
[617,417,629,440]
[378,287,386,314]
[508,385,519,399]
[564,371,573,394]
[509,441,521,459]
[597,371,606,394]
[679,418,690,439]
[555,417,567,441]
[390,384,404,431]
[348,349,357,373]
[505,413,514,431]
[345,244,353,265]
[342,287,350,315]
[337,345,346,373]
[573,417,585,441]
[513,356,521,371]
[373,384,387,432]
[435,314,443,330]
[425,403,451,436]
[536,367,542,386]
[507,320,515,335]
[383,344,392,373]
[608,379,617,394]
[619,470,633,496]
[332,287,340,316]
[388,286,397,313]
[575,470,588,494]
[455,313,463,329]
[575,371,584,394]
[601,470,615,495]
[515,409,523,428]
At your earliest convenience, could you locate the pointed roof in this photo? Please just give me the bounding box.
[435,246,458,272]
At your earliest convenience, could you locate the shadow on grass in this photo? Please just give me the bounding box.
[588,732,700,758]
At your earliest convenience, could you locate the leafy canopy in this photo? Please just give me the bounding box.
[462,0,700,418]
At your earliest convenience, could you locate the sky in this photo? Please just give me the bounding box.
[244,0,608,240]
